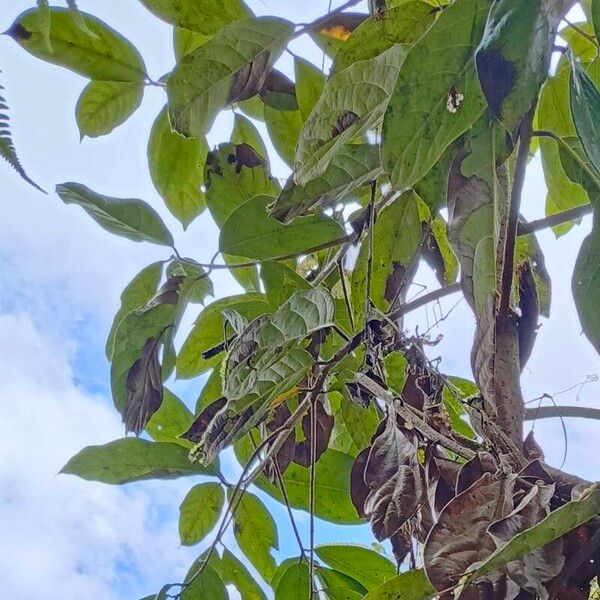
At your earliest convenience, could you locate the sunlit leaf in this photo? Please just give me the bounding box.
[274,562,310,600]
[76,80,144,138]
[56,182,174,246]
[362,569,436,599]
[61,438,215,484]
[7,7,146,81]
[146,389,193,445]
[179,482,224,546]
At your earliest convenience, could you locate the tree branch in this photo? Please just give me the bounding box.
[525,405,600,421]
[518,204,593,235]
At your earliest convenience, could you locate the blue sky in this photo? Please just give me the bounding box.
[0,1,598,599]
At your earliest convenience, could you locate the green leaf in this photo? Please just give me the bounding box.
[362,569,436,600]
[315,545,396,591]
[429,217,459,285]
[339,399,380,454]
[146,388,194,445]
[594,0,600,41]
[106,261,164,360]
[231,113,269,160]
[138,0,251,36]
[332,1,436,74]
[167,258,214,304]
[296,45,406,185]
[76,80,144,138]
[351,191,427,325]
[229,489,278,582]
[167,17,293,138]
[443,377,478,440]
[182,564,227,600]
[275,563,310,600]
[573,209,600,354]
[558,135,600,206]
[173,27,210,60]
[571,57,600,177]
[0,77,44,192]
[61,438,214,484]
[7,7,146,82]
[463,485,600,584]
[317,567,368,599]
[472,235,495,317]
[148,107,208,228]
[538,59,596,236]
[264,103,303,166]
[235,439,361,524]
[220,195,346,260]
[269,144,382,223]
[37,0,52,53]
[179,482,224,545]
[56,182,174,246]
[177,294,270,378]
[261,262,311,309]
[382,0,490,190]
[475,0,552,131]
[66,0,98,39]
[220,548,267,600]
[295,57,326,121]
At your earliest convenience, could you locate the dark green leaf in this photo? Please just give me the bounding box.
[382,0,490,190]
[179,482,224,545]
[61,438,214,484]
[76,80,144,138]
[573,208,600,354]
[148,107,208,228]
[229,489,278,582]
[275,562,310,600]
[7,7,146,81]
[571,57,600,176]
[167,18,293,137]
[138,0,251,36]
[220,195,346,260]
[56,182,174,246]
[315,545,396,590]
[362,569,436,599]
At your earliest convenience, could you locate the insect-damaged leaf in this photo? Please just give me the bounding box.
[362,415,422,542]
[124,335,163,435]
[167,17,293,138]
[137,0,251,36]
[220,195,346,260]
[423,467,515,593]
[573,208,600,355]
[148,107,208,228]
[6,7,146,82]
[382,0,490,191]
[229,489,279,582]
[269,144,382,223]
[76,80,144,139]
[332,1,436,75]
[295,45,406,185]
[56,182,174,246]
[61,438,215,484]
[475,0,554,132]
[463,485,600,588]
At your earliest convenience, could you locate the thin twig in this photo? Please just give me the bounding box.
[309,396,317,600]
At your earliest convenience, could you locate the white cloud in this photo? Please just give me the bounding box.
[0,313,198,600]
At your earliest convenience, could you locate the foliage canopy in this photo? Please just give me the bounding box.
[4,0,600,598]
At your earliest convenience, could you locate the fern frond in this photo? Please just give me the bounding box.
[0,74,45,193]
